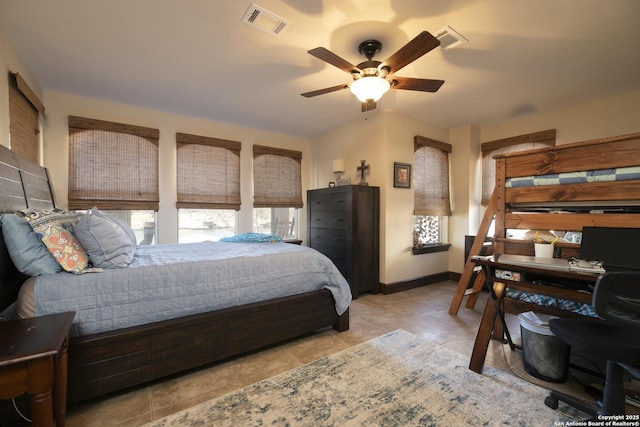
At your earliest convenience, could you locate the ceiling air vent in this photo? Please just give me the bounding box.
[242,3,289,36]
[435,25,468,49]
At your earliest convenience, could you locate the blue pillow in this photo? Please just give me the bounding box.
[74,211,136,268]
[220,233,283,243]
[90,207,137,246]
[1,214,62,276]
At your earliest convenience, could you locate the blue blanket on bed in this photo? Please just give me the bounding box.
[505,166,640,188]
[33,242,351,337]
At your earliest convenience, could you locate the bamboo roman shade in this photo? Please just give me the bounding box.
[68,116,159,210]
[481,129,556,205]
[176,132,241,210]
[8,72,45,163]
[253,145,303,208]
[413,136,452,216]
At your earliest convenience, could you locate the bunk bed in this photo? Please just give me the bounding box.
[494,132,640,317]
[448,131,640,372]
[0,144,350,406]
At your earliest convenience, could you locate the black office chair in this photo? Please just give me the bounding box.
[544,271,640,416]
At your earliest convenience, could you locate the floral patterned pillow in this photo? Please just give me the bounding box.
[20,209,101,274]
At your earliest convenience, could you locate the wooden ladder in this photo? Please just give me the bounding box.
[448,191,496,315]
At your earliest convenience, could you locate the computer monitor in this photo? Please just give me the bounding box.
[580,226,640,271]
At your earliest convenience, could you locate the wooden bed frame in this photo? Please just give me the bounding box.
[450,131,640,319]
[0,144,349,405]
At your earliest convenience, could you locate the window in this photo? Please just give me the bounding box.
[413,135,452,253]
[413,215,440,246]
[253,207,297,239]
[176,133,241,243]
[100,210,157,245]
[8,72,45,163]
[68,116,159,244]
[481,129,556,205]
[252,145,303,239]
[178,209,236,243]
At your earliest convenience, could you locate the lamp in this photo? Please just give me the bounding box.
[349,76,391,103]
[332,159,345,180]
[332,159,350,186]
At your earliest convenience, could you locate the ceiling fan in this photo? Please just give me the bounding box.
[301,31,444,112]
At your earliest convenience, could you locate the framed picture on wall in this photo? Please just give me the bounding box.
[394,162,411,188]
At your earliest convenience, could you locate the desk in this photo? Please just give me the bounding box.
[0,312,75,427]
[469,256,600,374]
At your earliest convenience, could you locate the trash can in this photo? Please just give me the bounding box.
[518,312,570,383]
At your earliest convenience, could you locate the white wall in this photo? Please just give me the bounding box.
[448,125,481,274]
[480,90,640,146]
[42,90,312,244]
[310,112,386,189]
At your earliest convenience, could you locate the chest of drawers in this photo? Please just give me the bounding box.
[307,185,379,298]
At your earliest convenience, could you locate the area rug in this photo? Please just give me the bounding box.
[145,329,582,426]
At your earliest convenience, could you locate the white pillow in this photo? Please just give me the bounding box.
[74,212,136,268]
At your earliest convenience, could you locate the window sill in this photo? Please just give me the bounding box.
[412,243,451,255]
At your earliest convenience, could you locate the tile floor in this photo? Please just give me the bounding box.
[6,281,613,426]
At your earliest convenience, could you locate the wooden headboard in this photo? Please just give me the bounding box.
[0,143,56,312]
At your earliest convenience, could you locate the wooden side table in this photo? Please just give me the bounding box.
[0,311,75,427]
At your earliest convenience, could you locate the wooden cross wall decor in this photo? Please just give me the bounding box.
[357,160,369,185]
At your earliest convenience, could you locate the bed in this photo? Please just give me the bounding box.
[494,133,640,254]
[493,132,640,318]
[458,131,640,373]
[454,132,640,318]
[0,144,351,406]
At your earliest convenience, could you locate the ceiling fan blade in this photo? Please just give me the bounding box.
[382,31,440,73]
[301,84,349,98]
[308,47,360,74]
[361,100,377,112]
[392,77,444,92]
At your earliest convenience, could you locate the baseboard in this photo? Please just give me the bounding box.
[449,271,462,282]
[380,271,453,294]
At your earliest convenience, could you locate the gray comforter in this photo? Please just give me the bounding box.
[33,242,351,337]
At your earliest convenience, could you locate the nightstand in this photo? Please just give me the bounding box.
[0,311,75,427]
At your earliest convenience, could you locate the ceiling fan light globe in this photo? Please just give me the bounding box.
[349,76,390,102]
